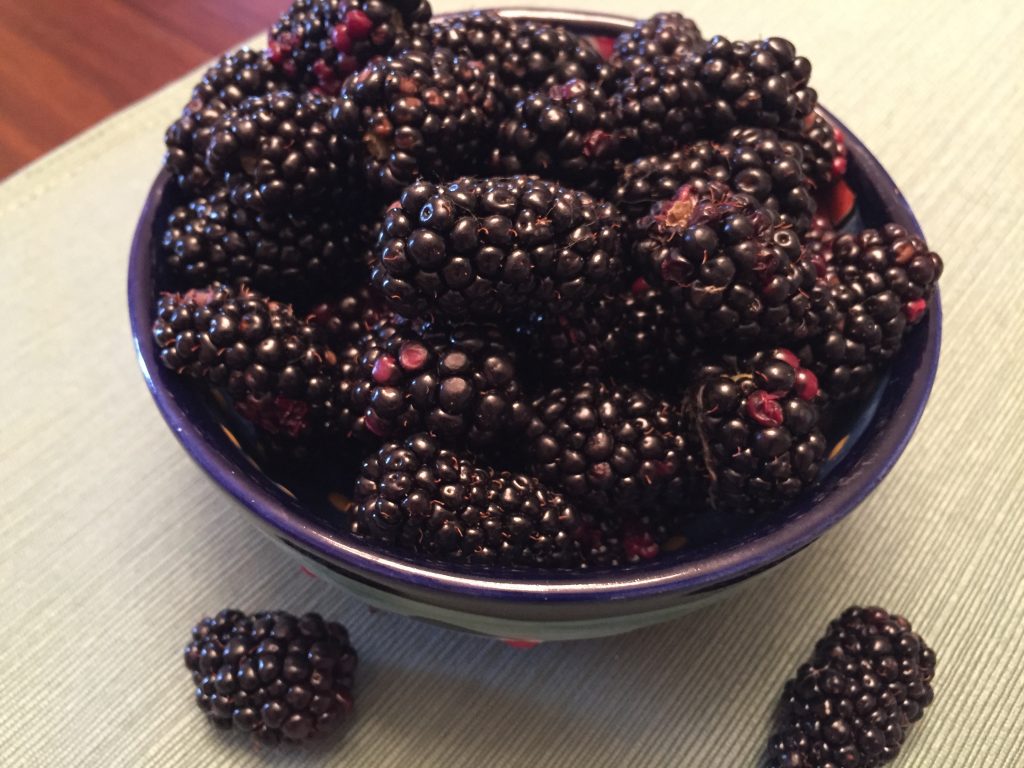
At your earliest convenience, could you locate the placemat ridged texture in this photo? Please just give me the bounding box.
[2,1,1022,765]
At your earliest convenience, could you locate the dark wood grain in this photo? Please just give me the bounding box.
[0,0,285,179]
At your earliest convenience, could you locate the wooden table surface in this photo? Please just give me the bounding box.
[0,0,283,179]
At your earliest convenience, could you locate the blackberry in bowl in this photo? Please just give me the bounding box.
[131,8,941,642]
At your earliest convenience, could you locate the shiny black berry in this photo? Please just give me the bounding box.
[633,180,826,345]
[611,13,704,67]
[152,284,350,442]
[809,224,943,402]
[160,188,361,300]
[184,609,357,744]
[330,48,503,197]
[346,319,530,447]
[164,48,286,191]
[768,606,936,767]
[268,0,432,93]
[492,79,623,191]
[352,433,619,567]
[526,381,696,513]
[697,35,816,131]
[373,176,627,321]
[690,351,825,513]
[428,13,606,109]
[204,91,344,213]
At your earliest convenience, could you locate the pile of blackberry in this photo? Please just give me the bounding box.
[155,4,943,572]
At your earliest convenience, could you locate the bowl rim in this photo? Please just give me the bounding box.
[129,8,941,606]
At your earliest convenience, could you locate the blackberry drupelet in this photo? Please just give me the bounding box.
[161,188,358,299]
[526,382,695,513]
[329,48,503,197]
[373,176,626,321]
[632,180,826,345]
[152,284,347,441]
[518,278,692,384]
[615,55,706,156]
[612,134,816,231]
[205,91,343,213]
[691,353,826,513]
[164,48,285,191]
[347,319,530,447]
[352,433,619,567]
[768,606,936,768]
[268,0,432,93]
[611,12,704,66]
[184,609,356,744]
[808,224,942,402]
[492,79,622,190]
[429,13,606,108]
[697,36,816,132]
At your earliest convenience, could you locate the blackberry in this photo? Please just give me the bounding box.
[152,284,348,441]
[204,92,343,213]
[768,606,936,768]
[268,0,432,93]
[491,79,622,190]
[718,128,817,230]
[801,213,837,276]
[612,135,816,231]
[347,319,530,447]
[431,13,606,108]
[352,433,618,568]
[611,12,704,66]
[518,278,692,385]
[329,48,503,197]
[690,353,826,513]
[308,285,386,349]
[697,36,816,132]
[184,609,356,744]
[808,224,942,402]
[160,188,359,298]
[632,181,827,345]
[784,113,847,188]
[615,55,706,156]
[164,48,285,191]
[526,382,695,513]
[373,176,627,321]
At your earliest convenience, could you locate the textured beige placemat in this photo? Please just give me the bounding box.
[2,1,1023,765]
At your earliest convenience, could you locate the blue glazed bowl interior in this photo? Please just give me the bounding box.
[129,10,940,612]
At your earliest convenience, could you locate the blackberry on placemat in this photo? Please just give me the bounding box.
[184,609,357,744]
[768,606,936,767]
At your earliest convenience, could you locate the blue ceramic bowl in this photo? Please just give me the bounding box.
[129,9,941,642]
